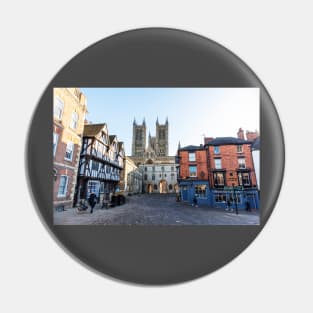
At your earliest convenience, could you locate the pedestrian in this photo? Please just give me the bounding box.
[88,193,97,214]
[245,200,251,212]
[192,195,198,208]
[226,199,231,211]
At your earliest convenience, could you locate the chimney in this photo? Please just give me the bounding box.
[204,137,214,145]
[246,130,259,141]
[237,128,244,140]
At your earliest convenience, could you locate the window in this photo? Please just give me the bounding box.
[161,166,164,171]
[189,152,196,161]
[144,167,147,172]
[171,166,174,171]
[91,160,99,171]
[237,145,243,153]
[70,112,79,129]
[58,176,68,197]
[195,185,207,198]
[238,172,251,186]
[215,192,226,203]
[53,133,59,156]
[238,158,246,169]
[213,172,225,186]
[88,180,100,195]
[54,97,64,120]
[229,194,241,204]
[214,158,222,169]
[214,146,220,154]
[65,141,74,160]
[169,184,173,191]
[152,167,155,172]
[189,165,197,177]
[152,174,155,181]
[144,174,147,180]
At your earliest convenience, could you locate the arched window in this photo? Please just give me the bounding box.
[71,112,79,129]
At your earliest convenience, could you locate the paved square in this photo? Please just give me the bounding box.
[54,194,259,225]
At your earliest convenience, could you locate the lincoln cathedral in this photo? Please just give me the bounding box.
[129,118,178,193]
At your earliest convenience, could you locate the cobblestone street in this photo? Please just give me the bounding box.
[54,193,259,225]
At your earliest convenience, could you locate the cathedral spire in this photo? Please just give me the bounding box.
[166,116,168,124]
[156,117,159,125]
[178,141,181,150]
[143,117,146,126]
[133,117,136,125]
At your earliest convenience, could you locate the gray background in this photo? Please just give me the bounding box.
[1,0,312,312]
[27,28,284,285]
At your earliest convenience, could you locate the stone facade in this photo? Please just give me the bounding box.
[123,157,142,194]
[140,161,178,193]
[129,118,177,193]
[53,88,87,210]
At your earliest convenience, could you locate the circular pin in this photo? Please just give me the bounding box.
[27,28,284,285]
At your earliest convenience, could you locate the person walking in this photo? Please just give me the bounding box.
[226,199,231,211]
[192,195,198,208]
[245,200,251,212]
[88,193,98,214]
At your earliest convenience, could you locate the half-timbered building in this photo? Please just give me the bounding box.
[74,123,124,206]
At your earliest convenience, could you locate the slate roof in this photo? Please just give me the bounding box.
[252,137,260,150]
[83,123,106,137]
[206,137,252,146]
[179,145,205,151]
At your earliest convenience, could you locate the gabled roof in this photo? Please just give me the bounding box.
[83,123,106,137]
[109,135,117,144]
[118,142,124,151]
[206,137,252,146]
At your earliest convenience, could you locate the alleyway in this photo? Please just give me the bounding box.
[54,193,259,225]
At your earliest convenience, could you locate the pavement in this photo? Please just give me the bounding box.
[54,193,260,225]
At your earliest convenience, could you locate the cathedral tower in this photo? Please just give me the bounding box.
[155,117,169,156]
[132,118,146,157]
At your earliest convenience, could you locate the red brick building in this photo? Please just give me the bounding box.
[177,129,260,209]
[53,88,87,211]
[177,145,210,204]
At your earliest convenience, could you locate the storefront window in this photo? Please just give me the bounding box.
[215,192,226,202]
[195,185,207,198]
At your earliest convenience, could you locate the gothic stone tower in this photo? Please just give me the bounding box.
[155,117,169,157]
[132,118,146,157]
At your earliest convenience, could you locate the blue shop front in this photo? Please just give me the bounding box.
[179,180,210,206]
[179,181,259,210]
[211,186,259,210]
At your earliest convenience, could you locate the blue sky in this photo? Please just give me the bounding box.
[80,88,259,156]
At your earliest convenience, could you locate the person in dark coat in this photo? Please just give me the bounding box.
[192,195,198,208]
[226,199,231,211]
[245,200,251,212]
[88,193,97,214]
